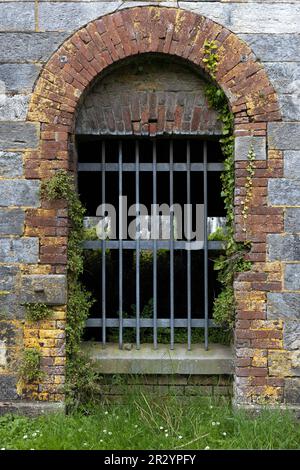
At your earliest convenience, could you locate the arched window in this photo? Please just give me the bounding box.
[76,57,225,350]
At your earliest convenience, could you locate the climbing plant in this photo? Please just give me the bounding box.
[42,170,99,407]
[202,41,252,330]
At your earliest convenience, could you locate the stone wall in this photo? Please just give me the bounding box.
[0,1,299,412]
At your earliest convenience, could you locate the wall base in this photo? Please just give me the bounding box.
[0,401,65,417]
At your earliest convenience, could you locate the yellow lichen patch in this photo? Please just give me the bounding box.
[252,350,268,367]
[251,320,283,330]
[269,350,293,377]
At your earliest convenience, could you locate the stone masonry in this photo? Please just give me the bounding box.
[0,1,299,412]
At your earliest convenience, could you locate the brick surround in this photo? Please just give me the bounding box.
[1,4,299,411]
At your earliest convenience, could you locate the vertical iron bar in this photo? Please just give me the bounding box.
[153,141,158,349]
[170,140,174,350]
[203,141,209,351]
[187,141,192,351]
[135,141,140,349]
[101,141,106,347]
[118,141,123,349]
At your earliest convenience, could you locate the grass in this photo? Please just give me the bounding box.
[0,395,299,450]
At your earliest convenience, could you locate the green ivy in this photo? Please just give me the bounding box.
[202,41,252,330]
[241,144,256,231]
[42,170,96,406]
[19,348,44,383]
[24,303,53,322]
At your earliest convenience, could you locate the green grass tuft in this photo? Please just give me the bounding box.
[0,395,299,450]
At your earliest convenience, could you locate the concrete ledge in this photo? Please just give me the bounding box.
[83,342,234,375]
[0,401,65,417]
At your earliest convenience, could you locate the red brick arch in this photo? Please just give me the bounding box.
[24,6,286,405]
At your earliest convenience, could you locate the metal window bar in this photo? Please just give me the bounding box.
[118,141,123,349]
[186,141,192,351]
[135,141,140,349]
[169,140,175,350]
[203,142,209,351]
[101,141,106,346]
[81,138,225,350]
[153,141,158,350]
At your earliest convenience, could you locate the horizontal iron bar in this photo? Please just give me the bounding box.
[86,318,217,328]
[83,240,224,250]
[78,162,224,172]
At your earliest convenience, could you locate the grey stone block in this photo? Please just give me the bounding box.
[284,322,300,351]
[0,238,39,263]
[235,136,266,161]
[267,293,300,320]
[239,34,300,62]
[268,123,300,150]
[20,275,67,305]
[180,3,300,34]
[39,2,121,31]
[0,32,69,63]
[0,293,25,320]
[0,209,25,236]
[0,152,23,177]
[0,375,18,400]
[268,179,300,206]
[268,234,300,261]
[285,264,300,291]
[0,3,35,32]
[0,95,30,121]
[0,122,39,150]
[264,63,300,95]
[0,265,18,292]
[0,180,40,207]
[285,208,300,233]
[0,321,22,347]
[0,64,41,93]
[0,401,65,417]
[284,151,300,180]
[284,378,300,405]
[278,95,300,122]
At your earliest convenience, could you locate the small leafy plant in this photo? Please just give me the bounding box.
[24,303,53,322]
[19,348,44,382]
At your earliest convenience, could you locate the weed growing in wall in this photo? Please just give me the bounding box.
[24,303,53,322]
[42,170,97,408]
[19,348,44,383]
[202,41,252,330]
